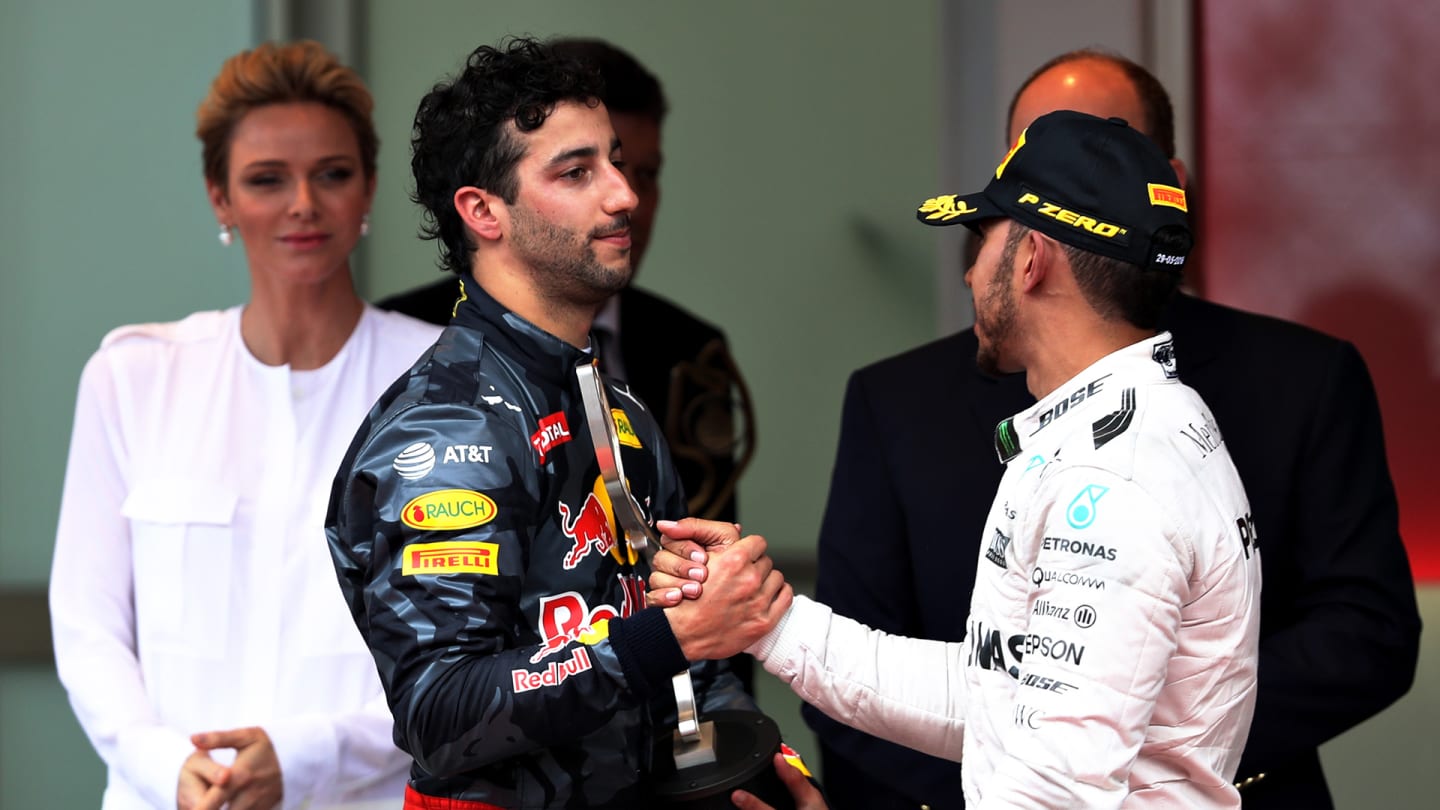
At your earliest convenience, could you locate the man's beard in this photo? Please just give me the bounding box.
[975,233,1021,377]
[510,205,632,307]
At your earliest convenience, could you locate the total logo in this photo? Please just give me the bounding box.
[391,442,493,480]
[531,412,572,464]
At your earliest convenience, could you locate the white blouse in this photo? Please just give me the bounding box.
[50,305,440,809]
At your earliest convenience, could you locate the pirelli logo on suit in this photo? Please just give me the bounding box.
[402,541,500,575]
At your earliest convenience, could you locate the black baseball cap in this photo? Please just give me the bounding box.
[917,110,1192,272]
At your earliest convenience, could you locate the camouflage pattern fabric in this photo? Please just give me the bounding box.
[327,278,752,808]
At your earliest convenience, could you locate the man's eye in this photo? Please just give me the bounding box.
[562,167,589,180]
[244,174,281,187]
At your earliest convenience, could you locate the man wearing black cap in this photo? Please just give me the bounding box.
[652,110,1262,808]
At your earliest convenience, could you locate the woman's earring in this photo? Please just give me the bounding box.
[218,224,233,247]
[360,213,370,238]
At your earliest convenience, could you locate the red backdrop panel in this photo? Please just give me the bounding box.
[1197,1,1440,579]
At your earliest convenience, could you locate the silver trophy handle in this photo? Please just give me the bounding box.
[575,362,712,757]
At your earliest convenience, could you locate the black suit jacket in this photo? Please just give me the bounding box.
[805,292,1421,809]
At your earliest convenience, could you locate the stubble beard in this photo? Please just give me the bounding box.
[510,205,632,308]
[975,233,1021,377]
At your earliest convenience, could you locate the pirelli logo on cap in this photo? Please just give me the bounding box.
[1147,183,1187,212]
[1017,192,1127,239]
[402,541,500,575]
[611,409,642,449]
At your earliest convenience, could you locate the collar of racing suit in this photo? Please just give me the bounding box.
[994,331,1179,463]
[451,275,594,387]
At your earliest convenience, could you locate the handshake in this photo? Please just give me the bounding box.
[648,518,794,662]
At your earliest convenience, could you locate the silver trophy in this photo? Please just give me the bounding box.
[575,362,795,809]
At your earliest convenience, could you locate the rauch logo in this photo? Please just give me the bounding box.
[401,489,498,531]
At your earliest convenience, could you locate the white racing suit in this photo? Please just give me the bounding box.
[756,333,1261,808]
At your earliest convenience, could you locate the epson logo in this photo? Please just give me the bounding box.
[1021,634,1086,666]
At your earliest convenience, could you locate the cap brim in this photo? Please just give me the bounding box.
[916,191,1004,230]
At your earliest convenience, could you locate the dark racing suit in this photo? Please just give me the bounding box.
[326,278,752,808]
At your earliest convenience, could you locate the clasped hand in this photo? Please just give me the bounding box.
[649,518,793,661]
[178,726,282,810]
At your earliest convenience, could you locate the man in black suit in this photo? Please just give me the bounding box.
[804,49,1421,810]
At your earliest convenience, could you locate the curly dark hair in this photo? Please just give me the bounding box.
[410,37,604,277]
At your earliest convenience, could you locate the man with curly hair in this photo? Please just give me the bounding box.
[326,38,788,809]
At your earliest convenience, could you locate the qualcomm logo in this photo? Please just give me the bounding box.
[393,442,437,480]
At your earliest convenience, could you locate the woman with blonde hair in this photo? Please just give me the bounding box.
[49,40,438,810]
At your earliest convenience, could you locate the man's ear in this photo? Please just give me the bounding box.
[454,186,506,243]
[1019,229,1050,293]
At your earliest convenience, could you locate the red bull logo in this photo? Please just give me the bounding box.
[558,491,618,569]
[531,583,640,662]
[531,412,572,463]
[512,647,593,693]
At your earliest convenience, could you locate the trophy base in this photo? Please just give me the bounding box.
[673,720,719,769]
[649,710,796,810]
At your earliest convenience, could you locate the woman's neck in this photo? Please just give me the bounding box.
[240,272,364,369]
